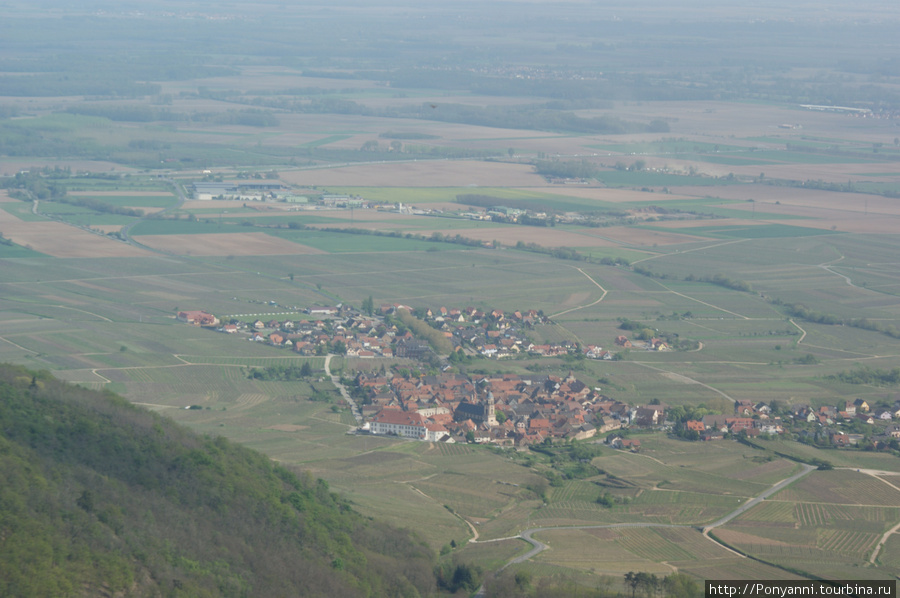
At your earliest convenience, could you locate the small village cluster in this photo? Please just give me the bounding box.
[177,303,611,361]
[357,370,628,446]
[177,308,900,450]
[680,399,900,448]
[786,400,900,448]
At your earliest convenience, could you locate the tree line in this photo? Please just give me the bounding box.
[247,362,316,381]
[827,366,900,386]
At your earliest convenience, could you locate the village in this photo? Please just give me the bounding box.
[176,302,671,362]
[176,307,900,452]
[355,374,900,452]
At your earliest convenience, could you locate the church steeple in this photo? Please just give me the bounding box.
[486,391,498,427]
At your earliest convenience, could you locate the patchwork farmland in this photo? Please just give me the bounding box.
[3,29,900,588]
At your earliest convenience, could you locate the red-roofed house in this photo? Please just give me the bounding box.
[177,311,219,327]
[685,420,705,433]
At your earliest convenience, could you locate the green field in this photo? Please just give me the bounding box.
[5,3,900,590]
[3,77,900,590]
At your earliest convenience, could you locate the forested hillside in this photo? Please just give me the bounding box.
[0,364,436,597]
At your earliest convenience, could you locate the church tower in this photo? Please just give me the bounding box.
[486,391,498,427]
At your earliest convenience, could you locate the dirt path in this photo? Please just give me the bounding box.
[0,335,40,354]
[789,319,807,344]
[53,305,113,322]
[402,478,480,541]
[481,459,818,579]
[653,280,751,320]
[830,467,900,563]
[632,361,738,403]
[630,239,751,265]
[818,255,862,289]
[870,520,900,564]
[549,267,608,318]
[90,369,112,384]
[702,464,817,531]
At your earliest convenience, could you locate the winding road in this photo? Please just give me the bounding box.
[471,460,819,591]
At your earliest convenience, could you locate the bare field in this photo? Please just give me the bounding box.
[166,68,384,94]
[517,186,697,203]
[744,162,900,183]
[0,208,152,257]
[580,226,709,246]
[280,160,546,187]
[266,424,309,432]
[653,218,765,229]
[607,100,890,144]
[679,185,900,215]
[0,159,138,176]
[133,232,326,256]
[374,223,707,248]
[770,214,900,234]
[182,199,283,211]
[70,191,173,197]
[0,191,17,203]
[422,226,619,247]
[722,204,900,234]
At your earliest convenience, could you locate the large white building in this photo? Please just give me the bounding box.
[369,409,449,442]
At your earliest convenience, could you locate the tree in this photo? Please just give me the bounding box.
[511,571,532,591]
[662,573,702,598]
[625,572,640,598]
[362,295,374,316]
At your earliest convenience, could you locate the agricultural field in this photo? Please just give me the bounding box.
[3,11,900,586]
[529,526,795,580]
[2,205,900,583]
[716,469,900,580]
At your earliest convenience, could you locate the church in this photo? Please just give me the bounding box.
[453,392,499,428]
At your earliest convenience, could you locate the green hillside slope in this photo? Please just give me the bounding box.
[0,364,436,598]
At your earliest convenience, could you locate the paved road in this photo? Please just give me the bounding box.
[324,354,361,425]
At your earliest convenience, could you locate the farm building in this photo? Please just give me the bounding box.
[176,311,219,326]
